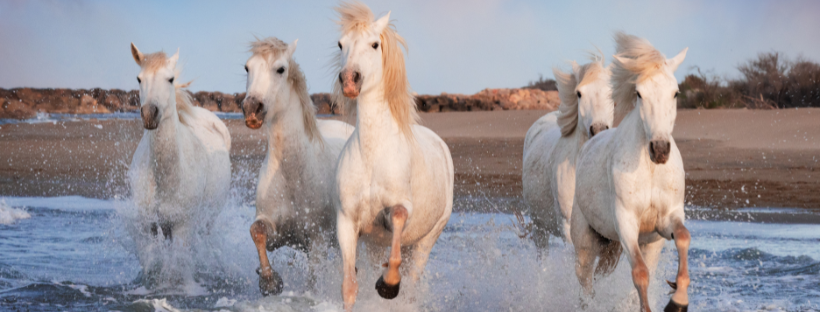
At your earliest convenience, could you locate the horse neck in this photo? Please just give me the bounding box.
[570,118,590,149]
[265,86,312,164]
[148,107,183,184]
[355,84,402,147]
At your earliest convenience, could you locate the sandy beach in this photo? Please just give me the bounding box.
[0,109,817,210]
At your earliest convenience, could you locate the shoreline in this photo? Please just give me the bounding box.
[0,109,817,211]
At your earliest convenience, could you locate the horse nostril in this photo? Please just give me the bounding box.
[339,72,344,83]
[590,126,595,136]
[255,102,264,114]
[353,72,360,83]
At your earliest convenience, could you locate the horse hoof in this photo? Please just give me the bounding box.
[257,268,284,296]
[375,276,400,299]
[663,299,688,312]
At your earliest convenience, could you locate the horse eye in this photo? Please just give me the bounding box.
[372,42,379,49]
[636,91,642,99]
[244,65,249,73]
[168,77,174,84]
[276,67,285,74]
[576,91,581,99]
[338,41,342,50]
[137,77,141,84]
[674,91,680,99]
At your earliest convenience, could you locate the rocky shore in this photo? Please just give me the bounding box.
[0,87,559,119]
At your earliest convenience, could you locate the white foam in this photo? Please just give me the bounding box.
[0,200,31,225]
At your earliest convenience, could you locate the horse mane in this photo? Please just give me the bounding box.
[250,37,321,143]
[611,32,667,123]
[554,52,607,137]
[175,86,195,126]
[141,51,167,73]
[333,2,419,137]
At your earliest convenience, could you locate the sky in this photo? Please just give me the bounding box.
[1,0,819,95]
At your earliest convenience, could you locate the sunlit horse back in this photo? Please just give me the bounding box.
[571,32,690,312]
[241,37,354,296]
[523,52,614,253]
[332,2,454,310]
[127,43,232,284]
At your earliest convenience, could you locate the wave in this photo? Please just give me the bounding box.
[0,200,31,225]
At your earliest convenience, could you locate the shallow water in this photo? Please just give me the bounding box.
[1,196,818,311]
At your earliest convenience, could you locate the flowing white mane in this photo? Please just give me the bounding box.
[250,37,321,142]
[554,52,607,136]
[611,32,668,123]
[332,1,419,136]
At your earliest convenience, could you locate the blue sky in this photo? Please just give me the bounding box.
[1,0,819,94]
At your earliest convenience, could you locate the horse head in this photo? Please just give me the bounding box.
[612,33,687,164]
[131,43,179,130]
[242,38,298,129]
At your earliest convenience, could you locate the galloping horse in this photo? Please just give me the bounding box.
[128,43,231,279]
[571,32,690,312]
[332,2,454,310]
[523,53,614,253]
[241,38,354,296]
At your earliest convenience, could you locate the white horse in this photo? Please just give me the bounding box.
[522,54,614,253]
[127,44,232,274]
[332,2,454,310]
[242,37,354,296]
[571,33,690,312]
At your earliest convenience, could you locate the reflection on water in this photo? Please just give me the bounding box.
[0,196,819,311]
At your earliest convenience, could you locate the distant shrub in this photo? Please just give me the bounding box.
[678,52,820,109]
[524,75,557,91]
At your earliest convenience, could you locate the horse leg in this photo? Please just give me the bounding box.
[664,220,690,312]
[570,205,600,300]
[338,213,360,311]
[307,235,328,291]
[408,214,447,283]
[375,205,408,300]
[618,215,652,312]
[250,219,283,296]
[641,239,666,275]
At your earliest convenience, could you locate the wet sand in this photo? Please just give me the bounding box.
[0,109,818,210]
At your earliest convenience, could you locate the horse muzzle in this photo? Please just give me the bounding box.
[339,68,362,99]
[589,123,609,137]
[242,97,266,129]
[649,140,671,164]
[140,104,160,130]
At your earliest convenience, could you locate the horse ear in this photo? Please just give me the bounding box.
[168,48,180,68]
[667,47,688,72]
[131,43,144,66]
[373,11,390,34]
[285,39,298,59]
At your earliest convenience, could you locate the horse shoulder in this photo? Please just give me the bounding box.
[524,111,560,151]
[186,107,231,152]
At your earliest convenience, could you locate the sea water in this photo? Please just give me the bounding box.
[0,195,818,311]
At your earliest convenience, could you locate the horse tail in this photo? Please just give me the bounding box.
[594,231,622,277]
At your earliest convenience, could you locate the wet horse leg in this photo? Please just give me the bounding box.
[641,239,666,275]
[618,214,652,312]
[375,205,408,299]
[570,204,600,299]
[664,220,690,312]
[250,220,283,296]
[338,213,360,311]
[407,213,447,283]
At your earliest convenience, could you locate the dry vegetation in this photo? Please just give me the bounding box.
[678,52,820,109]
